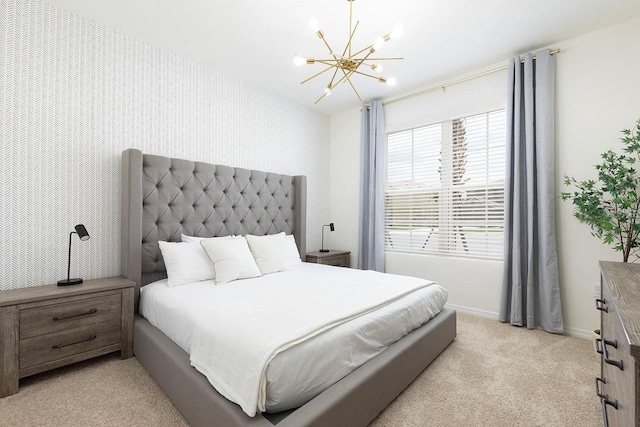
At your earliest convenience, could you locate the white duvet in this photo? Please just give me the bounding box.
[140,263,447,417]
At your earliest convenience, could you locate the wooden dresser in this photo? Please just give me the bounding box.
[598,261,640,426]
[0,277,134,397]
[306,250,351,268]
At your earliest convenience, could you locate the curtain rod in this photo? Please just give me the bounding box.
[383,48,560,106]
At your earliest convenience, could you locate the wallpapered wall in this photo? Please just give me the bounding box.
[0,0,330,290]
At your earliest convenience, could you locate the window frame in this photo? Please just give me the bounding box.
[384,109,506,260]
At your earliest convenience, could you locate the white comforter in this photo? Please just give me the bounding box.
[187,264,442,417]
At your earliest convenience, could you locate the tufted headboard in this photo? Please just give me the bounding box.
[121,149,307,310]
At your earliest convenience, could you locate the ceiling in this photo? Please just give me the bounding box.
[47,0,640,115]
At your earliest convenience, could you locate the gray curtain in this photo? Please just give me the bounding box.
[499,49,564,334]
[358,100,385,272]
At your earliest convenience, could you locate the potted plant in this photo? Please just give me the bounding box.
[561,118,640,262]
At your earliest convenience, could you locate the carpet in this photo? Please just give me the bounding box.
[0,313,600,426]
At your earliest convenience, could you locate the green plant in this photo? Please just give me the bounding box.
[561,119,640,262]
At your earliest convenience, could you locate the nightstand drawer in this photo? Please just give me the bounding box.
[19,293,121,339]
[306,250,351,268]
[319,256,349,267]
[19,318,121,370]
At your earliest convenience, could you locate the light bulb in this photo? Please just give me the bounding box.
[386,77,397,87]
[324,87,332,96]
[391,23,404,39]
[293,55,306,66]
[373,37,386,51]
[308,17,320,32]
[371,64,383,73]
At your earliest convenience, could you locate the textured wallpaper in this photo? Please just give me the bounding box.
[0,0,330,290]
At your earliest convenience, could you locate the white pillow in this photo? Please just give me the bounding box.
[158,241,217,287]
[285,234,303,267]
[246,232,290,274]
[200,237,261,284]
[181,233,235,243]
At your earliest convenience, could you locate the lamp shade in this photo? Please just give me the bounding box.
[75,224,90,241]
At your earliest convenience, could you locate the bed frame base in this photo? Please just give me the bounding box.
[134,308,456,427]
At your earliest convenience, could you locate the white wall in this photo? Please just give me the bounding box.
[328,108,362,263]
[329,15,640,336]
[554,15,640,335]
[0,0,330,290]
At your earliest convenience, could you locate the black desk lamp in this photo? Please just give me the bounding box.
[58,224,90,286]
[320,223,334,253]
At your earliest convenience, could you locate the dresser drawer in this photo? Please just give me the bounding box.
[598,262,640,427]
[19,318,121,370]
[19,293,121,339]
[601,280,635,426]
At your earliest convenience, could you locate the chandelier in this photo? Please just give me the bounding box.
[293,0,403,104]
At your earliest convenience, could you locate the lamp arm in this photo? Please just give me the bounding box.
[67,231,77,282]
[321,226,325,251]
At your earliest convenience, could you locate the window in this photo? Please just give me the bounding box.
[385,110,506,259]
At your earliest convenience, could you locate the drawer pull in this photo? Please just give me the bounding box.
[52,334,97,349]
[595,376,617,427]
[599,338,623,370]
[52,308,97,321]
[596,338,617,354]
[595,377,606,398]
[595,298,608,312]
[604,357,624,371]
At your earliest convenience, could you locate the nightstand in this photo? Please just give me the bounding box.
[306,250,351,268]
[0,276,135,397]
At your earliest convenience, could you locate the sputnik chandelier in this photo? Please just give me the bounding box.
[293,0,403,104]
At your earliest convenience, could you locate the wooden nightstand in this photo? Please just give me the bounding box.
[306,250,351,268]
[0,276,135,397]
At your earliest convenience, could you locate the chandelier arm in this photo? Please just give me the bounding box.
[314,92,329,105]
[300,65,337,85]
[339,68,362,101]
[312,59,346,63]
[349,43,376,58]
[362,57,404,61]
[328,67,340,88]
[316,60,341,66]
[348,69,388,80]
[319,35,338,60]
[342,20,360,58]
[348,0,353,56]
[315,69,353,104]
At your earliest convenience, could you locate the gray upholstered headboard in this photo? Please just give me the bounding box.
[120,149,307,310]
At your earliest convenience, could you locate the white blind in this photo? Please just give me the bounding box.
[385,110,506,259]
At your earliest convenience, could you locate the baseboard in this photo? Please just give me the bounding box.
[445,303,593,339]
[563,326,593,340]
[445,303,499,320]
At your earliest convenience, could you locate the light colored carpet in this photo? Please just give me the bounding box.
[0,313,600,426]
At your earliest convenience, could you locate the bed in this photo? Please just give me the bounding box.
[120,148,456,427]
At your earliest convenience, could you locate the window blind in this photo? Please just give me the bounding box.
[385,110,506,259]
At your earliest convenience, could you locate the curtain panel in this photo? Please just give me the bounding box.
[358,100,385,272]
[499,50,564,333]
